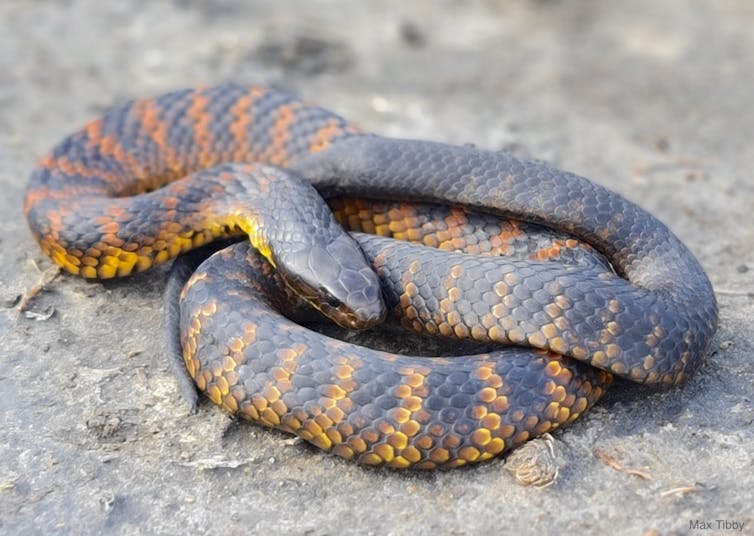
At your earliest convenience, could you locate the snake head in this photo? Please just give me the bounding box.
[276,233,386,330]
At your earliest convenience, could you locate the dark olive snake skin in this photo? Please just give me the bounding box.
[24,84,718,469]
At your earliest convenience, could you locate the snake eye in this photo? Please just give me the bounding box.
[319,287,342,309]
[326,295,342,308]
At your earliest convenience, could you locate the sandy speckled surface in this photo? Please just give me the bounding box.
[1,1,752,534]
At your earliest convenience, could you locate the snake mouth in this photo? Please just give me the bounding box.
[318,298,386,330]
[280,272,386,331]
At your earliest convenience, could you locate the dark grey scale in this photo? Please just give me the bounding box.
[284,104,358,159]
[28,166,111,198]
[52,131,87,163]
[280,105,329,152]
[94,98,134,150]
[48,129,78,159]
[98,100,168,180]
[88,104,140,193]
[157,88,205,164]
[202,85,251,153]
[44,133,122,192]
[153,88,198,123]
[243,89,304,159]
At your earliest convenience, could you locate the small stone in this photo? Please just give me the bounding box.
[504,434,559,487]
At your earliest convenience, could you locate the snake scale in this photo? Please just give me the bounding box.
[24,84,718,469]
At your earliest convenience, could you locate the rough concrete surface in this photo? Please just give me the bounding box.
[1,1,752,535]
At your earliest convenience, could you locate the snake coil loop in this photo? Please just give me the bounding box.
[25,84,717,468]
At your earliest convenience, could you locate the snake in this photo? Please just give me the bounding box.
[24,84,718,469]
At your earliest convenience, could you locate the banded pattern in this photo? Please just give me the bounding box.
[179,241,611,469]
[25,85,364,278]
[25,84,718,468]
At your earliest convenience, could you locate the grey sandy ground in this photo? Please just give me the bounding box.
[1,1,752,534]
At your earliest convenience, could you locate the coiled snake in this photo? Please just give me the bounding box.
[24,84,718,469]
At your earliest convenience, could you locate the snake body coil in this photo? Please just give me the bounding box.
[24,84,718,469]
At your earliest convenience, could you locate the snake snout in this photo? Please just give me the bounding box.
[280,234,386,330]
[316,234,386,330]
[332,265,387,329]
